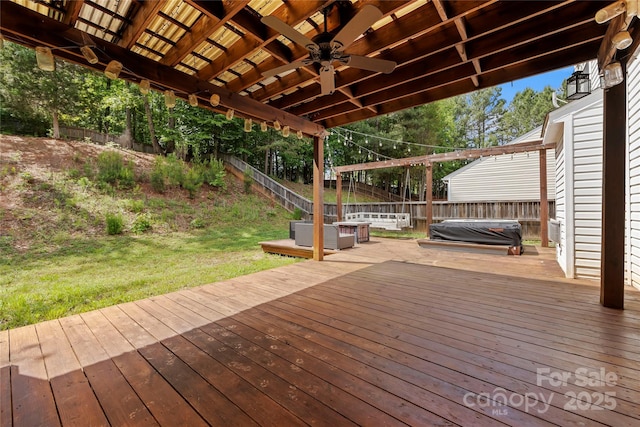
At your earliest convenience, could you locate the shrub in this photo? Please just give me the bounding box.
[150,159,166,193]
[131,213,152,234]
[183,168,203,199]
[292,207,303,220]
[243,168,253,194]
[190,218,205,229]
[105,212,124,235]
[202,158,226,188]
[164,154,185,187]
[96,151,135,188]
[126,199,145,213]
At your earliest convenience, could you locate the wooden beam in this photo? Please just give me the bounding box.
[336,173,343,222]
[313,135,324,261]
[600,61,627,309]
[161,1,250,67]
[426,162,433,233]
[334,140,553,173]
[0,1,325,137]
[119,0,164,48]
[539,149,549,247]
[597,12,634,71]
[62,0,84,26]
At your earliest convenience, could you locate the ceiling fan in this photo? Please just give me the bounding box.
[260,4,397,96]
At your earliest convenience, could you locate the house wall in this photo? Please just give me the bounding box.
[571,99,604,279]
[554,128,569,274]
[627,57,640,290]
[446,151,555,202]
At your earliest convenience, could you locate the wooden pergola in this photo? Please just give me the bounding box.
[334,139,556,246]
[1,0,638,307]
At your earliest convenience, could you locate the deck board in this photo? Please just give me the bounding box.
[3,237,640,426]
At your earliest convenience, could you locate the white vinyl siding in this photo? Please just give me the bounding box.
[446,151,555,202]
[571,100,603,279]
[554,134,568,273]
[627,56,640,290]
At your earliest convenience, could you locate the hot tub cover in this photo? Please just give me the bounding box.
[429,219,522,247]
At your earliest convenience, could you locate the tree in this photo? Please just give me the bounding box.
[499,86,557,142]
[452,87,506,148]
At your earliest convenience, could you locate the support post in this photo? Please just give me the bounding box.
[426,162,433,236]
[336,173,342,222]
[540,149,549,247]
[313,135,324,261]
[600,63,626,309]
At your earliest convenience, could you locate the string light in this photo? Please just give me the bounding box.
[104,60,122,79]
[188,93,198,107]
[80,45,99,64]
[139,79,150,94]
[244,118,252,132]
[260,121,268,132]
[164,90,176,108]
[297,130,303,139]
[273,120,281,131]
[226,108,234,120]
[210,93,220,106]
[35,47,55,71]
[282,125,290,137]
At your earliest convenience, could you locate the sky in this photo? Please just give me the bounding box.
[498,66,574,105]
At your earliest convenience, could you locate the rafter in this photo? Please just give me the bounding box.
[160,0,249,67]
[119,1,164,49]
[62,0,84,26]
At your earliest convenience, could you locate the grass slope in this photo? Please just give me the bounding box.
[0,135,298,329]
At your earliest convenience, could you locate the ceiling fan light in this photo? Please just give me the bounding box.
[164,90,176,108]
[35,46,55,71]
[613,30,633,50]
[104,60,122,79]
[188,93,198,107]
[273,120,281,131]
[210,93,220,107]
[80,45,99,64]
[282,125,290,138]
[139,79,150,95]
[226,108,234,120]
[260,121,268,132]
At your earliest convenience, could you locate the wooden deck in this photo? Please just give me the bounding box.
[259,239,337,259]
[2,238,640,426]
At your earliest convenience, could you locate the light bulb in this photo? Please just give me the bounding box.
[244,118,252,132]
[104,60,122,79]
[80,45,99,64]
[188,93,198,107]
[209,93,220,106]
[260,121,268,132]
[164,90,176,108]
[297,130,303,139]
[36,47,55,71]
[226,109,234,120]
[273,120,281,131]
[139,79,150,94]
[282,125,290,137]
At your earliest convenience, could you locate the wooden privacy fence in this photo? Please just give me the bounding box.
[224,155,554,239]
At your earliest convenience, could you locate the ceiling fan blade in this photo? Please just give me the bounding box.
[347,55,396,74]
[331,5,382,51]
[320,65,335,95]
[262,60,308,79]
[261,15,319,50]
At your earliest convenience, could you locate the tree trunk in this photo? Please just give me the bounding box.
[144,94,162,154]
[264,148,269,175]
[166,111,176,156]
[120,106,133,149]
[52,110,60,139]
